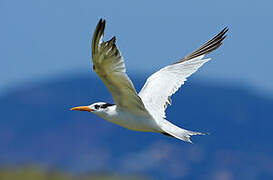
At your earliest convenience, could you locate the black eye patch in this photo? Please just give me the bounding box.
[101,103,114,109]
[94,105,100,109]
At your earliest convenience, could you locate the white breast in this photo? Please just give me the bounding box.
[99,106,160,132]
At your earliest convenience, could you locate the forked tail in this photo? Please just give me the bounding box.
[160,120,207,143]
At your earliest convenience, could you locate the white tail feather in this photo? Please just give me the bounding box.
[160,120,207,143]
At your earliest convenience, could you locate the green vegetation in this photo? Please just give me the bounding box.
[0,166,148,180]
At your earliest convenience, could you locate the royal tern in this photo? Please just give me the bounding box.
[71,19,228,143]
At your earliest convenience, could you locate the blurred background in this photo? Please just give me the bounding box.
[1,0,273,179]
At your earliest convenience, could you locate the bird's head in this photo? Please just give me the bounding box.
[70,102,114,115]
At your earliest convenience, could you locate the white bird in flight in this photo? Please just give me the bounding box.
[71,19,228,143]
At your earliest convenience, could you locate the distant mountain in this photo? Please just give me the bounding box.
[0,74,272,180]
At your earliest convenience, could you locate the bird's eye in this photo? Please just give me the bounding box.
[94,105,100,109]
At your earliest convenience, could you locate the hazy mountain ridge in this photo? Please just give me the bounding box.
[0,75,272,179]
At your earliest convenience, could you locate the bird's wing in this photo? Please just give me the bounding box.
[139,27,228,119]
[91,19,147,113]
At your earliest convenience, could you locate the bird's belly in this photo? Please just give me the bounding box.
[104,112,158,132]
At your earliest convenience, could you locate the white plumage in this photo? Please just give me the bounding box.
[139,55,210,120]
[71,19,228,143]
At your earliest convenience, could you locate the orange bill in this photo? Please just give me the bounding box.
[70,106,94,112]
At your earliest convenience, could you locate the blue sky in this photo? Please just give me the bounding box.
[1,0,273,96]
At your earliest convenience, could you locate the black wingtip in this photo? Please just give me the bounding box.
[98,18,105,23]
[109,36,116,43]
[99,19,106,30]
[176,26,229,63]
[223,27,229,34]
[221,27,229,37]
[102,19,106,25]
[92,19,106,57]
[96,18,106,32]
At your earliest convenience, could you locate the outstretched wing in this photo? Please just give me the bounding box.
[92,19,147,113]
[139,27,228,119]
